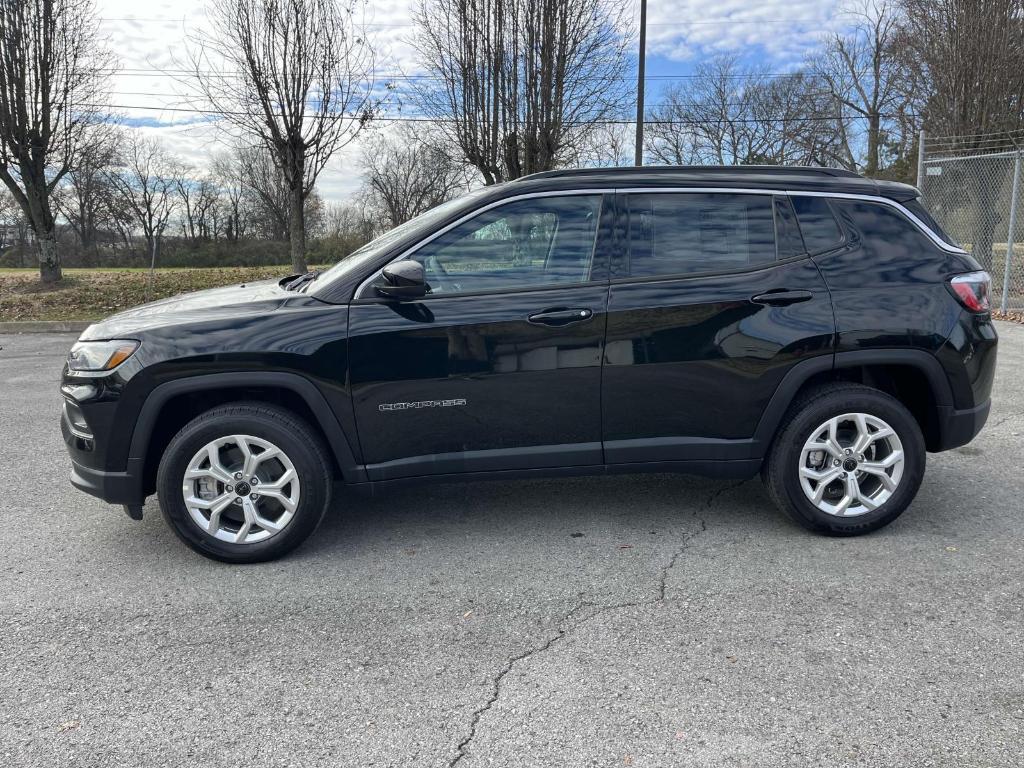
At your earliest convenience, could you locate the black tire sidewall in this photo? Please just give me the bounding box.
[157,408,330,563]
[772,390,925,535]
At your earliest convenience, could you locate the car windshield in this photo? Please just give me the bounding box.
[309,188,493,295]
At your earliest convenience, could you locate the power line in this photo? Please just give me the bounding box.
[107,69,818,82]
[106,88,838,110]
[98,16,835,28]
[86,101,893,126]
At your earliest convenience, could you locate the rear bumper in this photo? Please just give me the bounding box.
[934,398,991,451]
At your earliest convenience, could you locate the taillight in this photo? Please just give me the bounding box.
[948,271,991,313]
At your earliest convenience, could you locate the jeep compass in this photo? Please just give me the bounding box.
[61,166,998,562]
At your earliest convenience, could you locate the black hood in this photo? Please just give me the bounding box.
[79,278,293,340]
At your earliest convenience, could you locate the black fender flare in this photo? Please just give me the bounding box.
[127,371,366,483]
[751,349,954,453]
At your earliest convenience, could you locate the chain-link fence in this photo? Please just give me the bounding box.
[918,132,1024,311]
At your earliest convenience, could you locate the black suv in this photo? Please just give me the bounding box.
[61,166,997,562]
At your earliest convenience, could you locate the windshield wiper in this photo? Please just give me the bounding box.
[285,270,320,292]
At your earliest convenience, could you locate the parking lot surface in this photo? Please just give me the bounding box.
[1,325,1022,767]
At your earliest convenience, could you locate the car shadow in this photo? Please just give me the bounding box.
[293,472,776,562]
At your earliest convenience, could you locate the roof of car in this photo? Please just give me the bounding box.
[505,165,919,201]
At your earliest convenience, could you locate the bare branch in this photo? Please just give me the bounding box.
[185,0,378,273]
[411,0,631,182]
[0,0,115,281]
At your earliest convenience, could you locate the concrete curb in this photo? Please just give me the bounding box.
[0,321,91,334]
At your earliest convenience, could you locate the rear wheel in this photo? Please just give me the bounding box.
[156,403,332,562]
[762,383,925,535]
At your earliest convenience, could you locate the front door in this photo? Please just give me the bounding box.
[601,190,835,465]
[348,193,612,481]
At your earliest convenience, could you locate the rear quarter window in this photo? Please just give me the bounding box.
[900,198,960,247]
[791,196,845,254]
[830,200,936,259]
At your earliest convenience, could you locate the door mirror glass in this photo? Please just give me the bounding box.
[377,260,428,299]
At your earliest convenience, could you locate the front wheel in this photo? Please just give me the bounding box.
[762,383,926,535]
[156,403,332,563]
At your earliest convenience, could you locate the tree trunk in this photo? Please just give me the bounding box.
[865,115,881,177]
[146,234,159,301]
[37,232,62,283]
[289,185,307,274]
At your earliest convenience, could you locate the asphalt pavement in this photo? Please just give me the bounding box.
[1,325,1022,767]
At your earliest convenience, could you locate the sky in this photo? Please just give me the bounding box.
[97,0,852,202]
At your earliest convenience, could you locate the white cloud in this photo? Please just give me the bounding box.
[643,1,848,64]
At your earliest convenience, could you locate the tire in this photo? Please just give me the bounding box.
[156,402,333,563]
[762,382,925,536]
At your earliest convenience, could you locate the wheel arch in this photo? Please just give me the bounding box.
[754,351,955,454]
[130,372,365,496]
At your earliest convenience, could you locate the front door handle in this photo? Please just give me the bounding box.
[750,290,813,306]
[527,307,593,326]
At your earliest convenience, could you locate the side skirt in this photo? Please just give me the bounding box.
[347,458,761,497]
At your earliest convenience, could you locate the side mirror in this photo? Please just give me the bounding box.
[376,260,428,300]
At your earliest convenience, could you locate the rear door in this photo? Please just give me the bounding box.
[601,190,835,465]
[348,193,613,481]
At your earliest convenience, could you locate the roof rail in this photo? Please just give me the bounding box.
[515,165,863,182]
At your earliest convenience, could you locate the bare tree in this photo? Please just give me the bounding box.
[0,0,114,282]
[578,122,635,168]
[647,58,765,166]
[176,172,219,244]
[211,151,249,242]
[106,132,182,278]
[413,0,631,183]
[187,0,377,274]
[810,0,913,176]
[361,126,470,228]
[0,188,31,260]
[898,0,1024,269]
[54,126,122,256]
[237,144,291,241]
[644,57,847,168]
[898,0,1024,144]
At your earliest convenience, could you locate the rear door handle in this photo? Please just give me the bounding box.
[527,307,593,326]
[750,290,813,306]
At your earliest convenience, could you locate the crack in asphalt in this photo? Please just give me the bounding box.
[985,413,1019,432]
[447,479,748,767]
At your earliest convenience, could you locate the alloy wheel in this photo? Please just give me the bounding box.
[181,434,301,544]
[798,413,905,517]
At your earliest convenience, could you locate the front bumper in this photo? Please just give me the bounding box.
[62,402,146,507]
[69,457,146,506]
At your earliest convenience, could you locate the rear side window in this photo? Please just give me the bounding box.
[625,193,776,277]
[791,196,845,254]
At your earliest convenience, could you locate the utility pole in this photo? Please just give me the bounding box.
[1001,150,1021,313]
[916,129,926,192]
[634,0,647,166]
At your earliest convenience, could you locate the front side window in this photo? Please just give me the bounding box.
[412,195,603,295]
[625,193,777,277]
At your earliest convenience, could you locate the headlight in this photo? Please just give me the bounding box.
[67,340,140,372]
